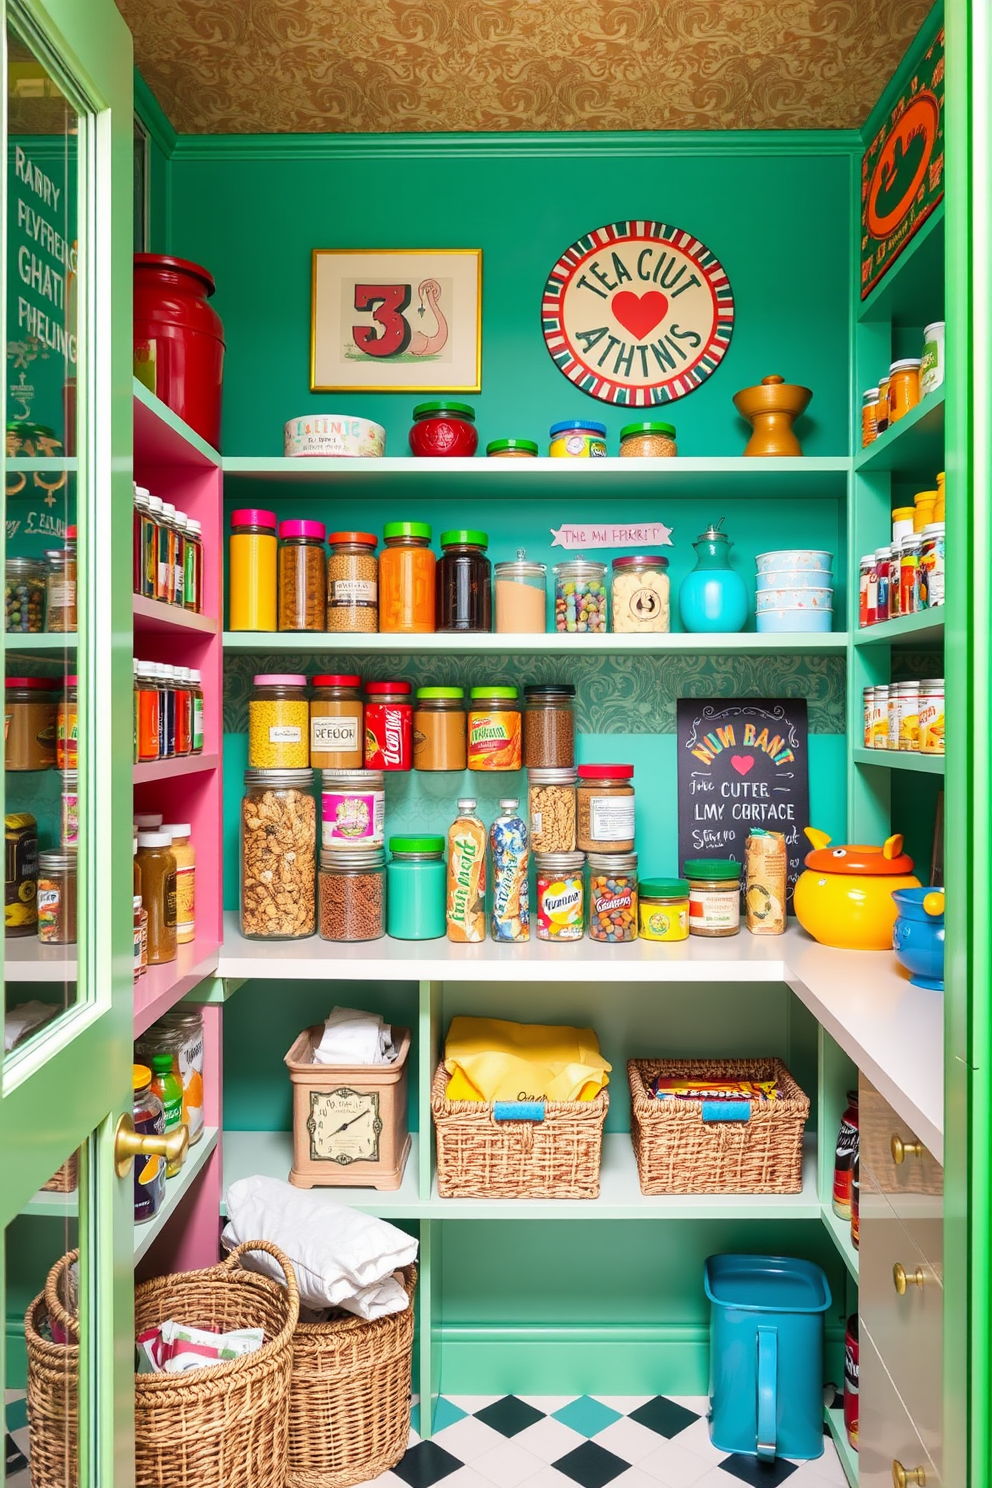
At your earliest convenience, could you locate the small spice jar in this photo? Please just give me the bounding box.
[57,675,78,769]
[137,830,178,964]
[437,530,492,632]
[310,674,363,769]
[321,768,385,849]
[36,849,78,944]
[528,767,578,852]
[554,558,607,633]
[44,542,77,632]
[619,421,677,458]
[5,558,46,632]
[638,878,690,942]
[409,401,478,457]
[379,521,435,633]
[887,358,921,422]
[4,677,58,771]
[685,858,742,937]
[278,519,326,631]
[132,1065,166,1223]
[920,522,945,608]
[918,678,945,755]
[549,420,607,458]
[184,517,203,612]
[364,680,413,770]
[249,674,309,768]
[577,764,635,852]
[326,530,378,633]
[861,388,880,447]
[611,556,670,633]
[413,687,467,772]
[241,768,316,940]
[386,835,447,940]
[229,508,277,631]
[486,438,538,458]
[468,686,522,771]
[523,684,575,768]
[494,550,547,633]
[535,851,585,941]
[318,847,386,942]
[588,851,637,942]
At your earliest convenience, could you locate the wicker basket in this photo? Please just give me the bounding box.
[287,1265,417,1488]
[431,1063,608,1199]
[41,1151,79,1194]
[629,1058,809,1195]
[25,1252,79,1488]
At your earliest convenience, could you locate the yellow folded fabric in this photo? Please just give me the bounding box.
[444,1016,611,1102]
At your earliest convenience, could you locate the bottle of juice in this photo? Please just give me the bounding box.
[490,798,529,942]
[149,1052,185,1176]
[446,798,486,943]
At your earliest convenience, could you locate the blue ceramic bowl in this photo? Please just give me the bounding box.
[892,886,945,990]
[755,608,833,633]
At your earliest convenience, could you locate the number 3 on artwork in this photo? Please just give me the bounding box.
[353,283,411,357]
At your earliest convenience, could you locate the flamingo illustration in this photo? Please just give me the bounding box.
[409,279,448,357]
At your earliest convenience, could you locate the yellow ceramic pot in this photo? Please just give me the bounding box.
[793,828,921,951]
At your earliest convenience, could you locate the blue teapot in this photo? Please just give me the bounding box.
[891,887,945,990]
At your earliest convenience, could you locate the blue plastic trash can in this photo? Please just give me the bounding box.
[704,1254,832,1462]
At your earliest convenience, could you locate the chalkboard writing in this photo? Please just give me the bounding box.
[677,698,810,906]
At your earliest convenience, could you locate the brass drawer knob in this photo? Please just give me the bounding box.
[892,1460,926,1486]
[893,1262,926,1295]
[891,1133,924,1164]
[114,1112,189,1178]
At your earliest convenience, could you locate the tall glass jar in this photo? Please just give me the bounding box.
[523,684,575,767]
[494,550,547,633]
[158,502,178,604]
[241,768,316,939]
[229,508,277,631]
[386,835,447,940]
[190,668,205,754]
[5,557,46,632]
[57,675,78,769]
[437,530,492,632]
[588,851,638,942]
[249,674,309,769]
[318,847,386,942]
[326,530,378,633]
[553,558,607,633]
[528,767,578,852]
[278,519,326,631]
[136,831,178,964]
[310,674,363,769]
[172,511,188,607]
[379,521,435,633]
[44,542,77,632]
[611,556,670,633]
[37,849,78,944]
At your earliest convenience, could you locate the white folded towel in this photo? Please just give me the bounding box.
[312,1006,396,1066]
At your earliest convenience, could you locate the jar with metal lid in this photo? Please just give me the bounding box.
[587,851,637,942]
[229,508,277,631]
[611,555,670,633]
[409,401,478,457]
[318,847,386,942]
[549,420,607,458]
[5,677,58,771]
[494,549,547,633]
[379,521,435,633]
[249,673,309,768]
[918,678,945,755]
[158,502,178,604]
[861,388,879,447]
[137,1008,206,1145]
[554,558,607,633]
[618,421,677,458]
[5,812,38,937]
[535,851,585,941]
[638,878,690,942]
[887,681,920,752]
[321,768,385,849]
[523,684,575,768]
[386,835,447,940]
[278,519,326,631]
[44,543,77,632]
[137,831,178,964]
[528,766,577,852]
[577,764,634,852]
[364,680,413,770]
[887,358,921,422]
[5,557,46,632]
[870,684,890,748]
[920,522,945,608]
[132,1065,166,1222]
[413,687,466,772]
[135,488,156,597]
[241,768,316,939]
[326,530,378,633]
[468,686,522,771]
[173,511,189,607]
[310,674,363,769]
[437,529,492,632]
[57,676,78,769]
[486,438,538,458]
[37,849,78,944]
[685,859,741,937]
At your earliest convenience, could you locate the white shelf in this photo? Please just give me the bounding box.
[4,937,76,983]
[222,630,848,655]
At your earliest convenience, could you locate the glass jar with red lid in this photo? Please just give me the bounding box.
[576,764,635,852]
[409,401,478,458]
[364,681,413,770]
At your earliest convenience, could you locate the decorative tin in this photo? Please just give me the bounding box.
[283,414,385,458]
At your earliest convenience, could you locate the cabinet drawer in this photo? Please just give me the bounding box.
[859,1326,941,1487]
[859,1077,943,1263]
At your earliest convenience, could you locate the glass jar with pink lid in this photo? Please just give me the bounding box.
[278,519,326,631]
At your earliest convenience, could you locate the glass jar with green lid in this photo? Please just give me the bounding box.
[684,858,742,937]
[409,401,478,457]
[413,687,466,771]
[386,835,447,940]
[380,520,435,633]
[619,421,678,458]
[486,438,538,459]
[638,878,690,942]
[468,686,522,771]
[437,529,492,632]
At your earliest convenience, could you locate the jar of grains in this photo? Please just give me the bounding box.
[494,550,547,633]
[528,767,578,852]
[554,559,607,633]
[437,530,492,632]
[364,680,413,770]
[685,859,742,937]
[309,674,363,769]
[638,878,690,942]
[318,848,386,942]
[588,851,637,942]
[277,519,326,631]
[249,674,309,768]
[5,558,46,632]
[535,851,585,941]
[618,421,677,458]
[386,835,447,940]
[523,684,575,767]
[37,849,78,944]
[44,542,77,632]
[467,686,522,771]
[577,764,635,852]
[4,677,58,771]
[379,522,435,633]
[321,768,385,850]
[413,687,467,771]
[241,768,316,939]
[486,439,539,459]
[611,556,670,633]
[326,530,378,633]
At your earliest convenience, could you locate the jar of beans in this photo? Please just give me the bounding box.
[249,674,309,768]
[277,520,326,632]
[588,851,637,942]
[577,764,635,852]
[618,421,677,458]
[326,530,378,633]
[523,684,575,767]
[318,847,385,942]
[5,558,46,632]
[528,767,578,852]
[554,559,607,633]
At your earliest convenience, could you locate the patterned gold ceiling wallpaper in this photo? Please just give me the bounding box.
[118,0,932,134]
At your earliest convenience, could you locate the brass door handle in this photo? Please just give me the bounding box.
[891,1133,924,1164]
[893,1262,926,1295]
[114,1112,188,1178]
[892,1460,926,1486]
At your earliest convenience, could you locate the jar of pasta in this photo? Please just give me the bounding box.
[413,687,467,772]
[326,530,377,633]
[611,556,670,632]
[310,674,363,769]
[467,687,522,771]
[249,674,309,768]
[278,519,326,631]
[379,521,435,632]
[577,765,634,852]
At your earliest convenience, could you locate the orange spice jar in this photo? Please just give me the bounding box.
[887,358,921,422]
[379,521,435,633]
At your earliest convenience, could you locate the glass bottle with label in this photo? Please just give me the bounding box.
[309,674,363,769]
[149,1052,185,1176]
[160,824,195,944]
[136,830,178,965]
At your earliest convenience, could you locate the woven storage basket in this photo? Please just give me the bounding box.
[25,1251,80,1488]
[41,1151,79,1193]
[287,1264,417,1488]
[431,1063,608,1199]
[629,1058,809,1195]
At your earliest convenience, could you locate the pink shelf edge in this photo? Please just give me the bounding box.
[133,383,221,469]
[133,752,220,785]
[132,595,219,635]
[133,939,221,1038]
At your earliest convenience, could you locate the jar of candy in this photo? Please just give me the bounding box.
[386,835,447,940]
[132,1064,166,1223]
[494,550,547,633]
[535,851,585,941]
[611,556,670,632]
[467,686,522,771]
[326,530,378,633]
[549,420,607,458]
[486,438,538,458]
[587,851,637,942]
[319,847,386,942]
[409,401,478,457]
[437,530,492,632]
[554,558,607,633]
[277,519,326,631]
[5,558,46,632]
[379,521,435,633]
[364,681,413,770]
[618,422,677,458]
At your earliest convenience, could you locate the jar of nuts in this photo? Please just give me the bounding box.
[241,768,316,940]
[528,767,577,852]
[523,684,575,767]
[318,847,385,942]
[611,556,670,633]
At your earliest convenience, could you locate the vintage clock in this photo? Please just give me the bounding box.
[307,1086,382,1165]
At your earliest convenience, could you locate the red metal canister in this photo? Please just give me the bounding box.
[133,255,225,450]
[832,1089,859,1219]
[364,681,412,771]
[844,1313,859,1451]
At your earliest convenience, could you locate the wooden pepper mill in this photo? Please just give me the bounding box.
[733,374,813,456]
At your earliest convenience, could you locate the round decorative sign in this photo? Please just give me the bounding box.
[541,221,734,407]
[865,92,940,241]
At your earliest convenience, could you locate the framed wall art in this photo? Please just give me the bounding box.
[311,248,482,393]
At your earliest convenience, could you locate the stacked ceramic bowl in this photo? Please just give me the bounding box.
[755,549,833,632]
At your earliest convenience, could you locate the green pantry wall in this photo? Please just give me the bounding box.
[152,130,860,1390]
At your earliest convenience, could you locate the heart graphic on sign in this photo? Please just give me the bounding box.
[611,290,668,341]
[730,755,754,777]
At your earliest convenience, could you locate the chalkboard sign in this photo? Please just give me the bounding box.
[677,698,810,906]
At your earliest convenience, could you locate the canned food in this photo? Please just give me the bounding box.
[920,522,945,608]
[870,685,890,749]
[918,678,945,755]
[887,681,920,752]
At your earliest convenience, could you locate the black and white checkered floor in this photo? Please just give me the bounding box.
[6,1390,850,1487]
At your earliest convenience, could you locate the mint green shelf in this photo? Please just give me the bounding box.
[221,630,849,655]
[853,610,944,647]
[821,1201,860,1281]
[853,747,945,775]
[825,1404,859,1487]
[858,202,944,328]
[855,390,945,476]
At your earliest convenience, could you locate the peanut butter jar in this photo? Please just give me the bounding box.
[413,687,467,771]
